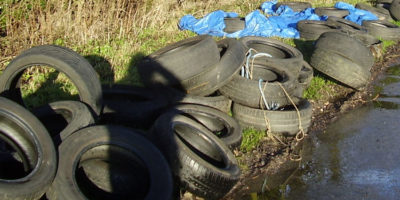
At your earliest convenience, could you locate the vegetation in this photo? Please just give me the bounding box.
[0,0,398,151]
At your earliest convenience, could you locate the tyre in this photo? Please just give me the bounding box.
[100,84,169,129]
[294,61,314,97]
[172,104,242,149]
[310,48,371,89]
[181,38,247,96]
[32,100,95,144]
[362,20,400,41]
[239,36,304,75]
[46,125,173,200]
[314,31,375,70]
[327,16,380,46]
[149,113,240,200]
[224,17,245,33]
[275,2,312,12]
[355,2,393,21]
[0,45,103,116]
[162,87,232,113]
[0,97,57,200]
[376,0,393,3]
[390,0,400,21]
[232,99,312,135]
[219,62,301,109]
[297,20,341,40]
[314,7,350,18]
[137,35,220,89]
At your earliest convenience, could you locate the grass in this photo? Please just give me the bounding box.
[240,128,266,152]
[0,0,398,148]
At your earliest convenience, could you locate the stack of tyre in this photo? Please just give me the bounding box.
[138,35,313,139]
[0,45,174,200]
[296,1,400,45]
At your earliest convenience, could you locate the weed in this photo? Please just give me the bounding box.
[303,75,335,100]
[241,128,265,152]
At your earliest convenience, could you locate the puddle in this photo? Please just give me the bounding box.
[248,65,400,199]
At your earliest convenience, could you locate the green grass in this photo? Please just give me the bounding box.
[303,75,335,100]
[240,128,266,152]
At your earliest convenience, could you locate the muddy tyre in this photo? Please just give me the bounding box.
[390,0,400,21]
[224,18,245,33]
[314,7,350,18]
[355,3,393,21]
[310,48,370,89]
[46,125,173,200]
[362,20,400,41]
[326,16,379,46]
[32,100,95,144]
[232,100,312,135]
[275,2,312,12]
[150,113,240,200]
[297,20,341,40]
[0,45,103,116]
[314,31,375,70]
[0,97,57,200]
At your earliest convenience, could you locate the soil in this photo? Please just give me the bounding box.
[182,42,400,200]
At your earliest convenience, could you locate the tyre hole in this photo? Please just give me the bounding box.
[174,123,226,168]
[76,145,150,200]
[15,66,79,109]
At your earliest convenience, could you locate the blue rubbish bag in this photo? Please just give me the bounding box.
[178,1,378,38]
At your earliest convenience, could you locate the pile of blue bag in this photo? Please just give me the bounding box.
[179,0,379,38]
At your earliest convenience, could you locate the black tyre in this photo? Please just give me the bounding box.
[310,48,370,89]
[295,61,314,97]
[100,84,169,129]
[232,100,312,135]
[362,20,400,41]
[297,20,341,40]
[0,97,57,200]
[0,45,103,116]
[224,17,245,33]
[46,125,173,200]
[376,0,393,4]
[314,31,375,70]
[137,35,220,88]
[219,62,300,109]
[149,113,240,200]
[355,2,393,21]
[314,7,350,18]
[181,38,247,96]
[239,36,304,75]
[32,100,95,144]
[162,87,232,113]
[275,2,312,12]
[172,104,242,149]
[390,0,400,21]
[327,16,380,46]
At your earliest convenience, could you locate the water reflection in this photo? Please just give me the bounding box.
[254,65,400,199]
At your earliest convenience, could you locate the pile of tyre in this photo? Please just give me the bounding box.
[296,1,400,43]
[292,0,400,90]
[0,35,313,200]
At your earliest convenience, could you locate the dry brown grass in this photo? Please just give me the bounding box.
[0,0,369,74]
[0,0,266,71]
